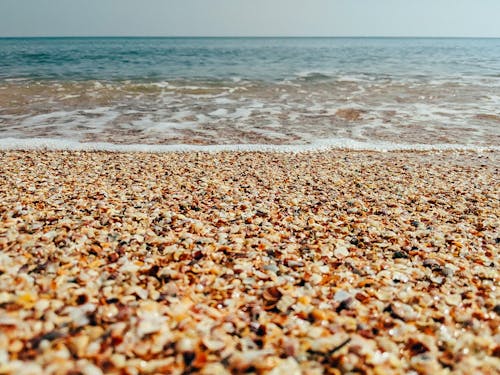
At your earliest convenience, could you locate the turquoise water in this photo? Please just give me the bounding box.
[1,37,499,149]
[2,37,500,81]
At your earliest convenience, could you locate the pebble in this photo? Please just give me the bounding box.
[334,290,352,302]
[334,242,350,258]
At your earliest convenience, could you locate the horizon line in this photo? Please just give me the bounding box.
[1,35,500,39]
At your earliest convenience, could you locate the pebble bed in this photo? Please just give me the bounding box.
[0,150,498,374]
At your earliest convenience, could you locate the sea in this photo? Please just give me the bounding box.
[0,37,499,151]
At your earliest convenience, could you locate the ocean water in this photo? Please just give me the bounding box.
[1,37,499,151]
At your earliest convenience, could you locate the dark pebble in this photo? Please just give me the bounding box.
[393,251,409,259]
[493,305,500,315]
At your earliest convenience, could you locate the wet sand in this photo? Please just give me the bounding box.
[0,150,498,374]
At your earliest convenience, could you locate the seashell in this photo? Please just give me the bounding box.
[268,357,301,375]
[309,273,323,285]
[176,337,197,353]
[229,349,274,371]
[334,290,352,302]
[309,334,351,353]
[423,258,442,270]
[202,337,226,352]
[410,353,441,374]
[334,243,350,259]
[68,335,90,357]
[282,337,300,357]
[277,295,295,313]
[385,302,418,322]
[200,363,231,375]
[77,361,103,375]
[8,340,23,353]
[263,286,282,302]
[110,353,127,368]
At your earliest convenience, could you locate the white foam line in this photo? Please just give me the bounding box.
[0,137,498,153]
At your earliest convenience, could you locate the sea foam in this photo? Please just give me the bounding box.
[0,137,497,153]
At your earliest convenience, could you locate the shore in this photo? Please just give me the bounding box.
[0,150,498,374]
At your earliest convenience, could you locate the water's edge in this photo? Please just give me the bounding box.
[1,137,498,153]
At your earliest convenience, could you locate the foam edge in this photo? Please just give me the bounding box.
[0,137,497,153]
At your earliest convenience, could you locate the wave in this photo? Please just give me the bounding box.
[0,137,497,153]
[295,71,335,81]
[1,76,499,149]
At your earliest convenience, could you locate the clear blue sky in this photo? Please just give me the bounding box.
[1,0,499,37]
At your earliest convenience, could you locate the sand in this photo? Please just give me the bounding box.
[0,150,498,374]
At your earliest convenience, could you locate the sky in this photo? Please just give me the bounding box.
[1,0,500,38]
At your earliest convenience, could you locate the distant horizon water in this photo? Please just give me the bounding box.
[2,36,500,39]
[1,37,499,151]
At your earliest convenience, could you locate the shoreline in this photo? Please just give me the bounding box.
[0,150,498,373]
[0,138,499,153]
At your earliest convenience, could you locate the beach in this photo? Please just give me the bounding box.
[0,149,498,374]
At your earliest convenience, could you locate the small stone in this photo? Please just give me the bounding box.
[78,361,104,375]
[68,335,90,357]
[310,334,351,353]
[334,290,352,303]
[385,302,418,321]
[8,340,23,353]
[334,243,350,258]
[176,337,196,353]
[392,251,409,259]
[423,258,442,270]
[277,295,295,313]
[269,357,301,375]
[110,353,127,368]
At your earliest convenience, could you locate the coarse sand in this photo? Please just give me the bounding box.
[0,150,498,374]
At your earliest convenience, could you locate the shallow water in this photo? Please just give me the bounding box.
[1,37,499,150]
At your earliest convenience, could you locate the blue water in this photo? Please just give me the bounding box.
[0,37,499,149]
[1,37,500,81]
